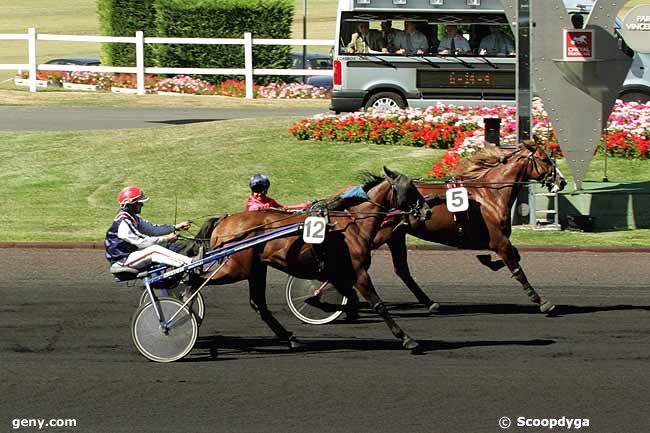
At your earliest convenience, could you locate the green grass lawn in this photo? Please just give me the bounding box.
[1,115,649,244]
[0,117,441,242]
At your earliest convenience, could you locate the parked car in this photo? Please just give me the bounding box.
[289,52,333,88]
[44,57,101,66]
[290,51,332,70]
[305,74,333,90]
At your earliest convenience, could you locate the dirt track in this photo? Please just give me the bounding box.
[1,249,649,433]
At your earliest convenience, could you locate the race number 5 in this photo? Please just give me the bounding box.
[303,217,327,244]
[446,187,469,212]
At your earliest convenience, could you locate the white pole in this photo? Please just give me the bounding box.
[135,31,145,96]
[244,32,253,99]
[28,28,37,93]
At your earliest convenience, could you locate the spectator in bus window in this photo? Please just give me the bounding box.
[438,25,471,55]
[381,20,402,52]
[395,21,429,55]
[479,26,515,56]
[347,21,387,54]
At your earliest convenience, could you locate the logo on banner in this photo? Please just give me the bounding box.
[563,29,595,61]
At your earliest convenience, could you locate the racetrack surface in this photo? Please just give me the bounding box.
[0,106,326,131]
[1,249,649,433]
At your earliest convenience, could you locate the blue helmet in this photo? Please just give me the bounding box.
[249,173,270,192]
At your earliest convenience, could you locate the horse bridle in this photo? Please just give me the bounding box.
[527,149,559,187]
[386,175,428,222]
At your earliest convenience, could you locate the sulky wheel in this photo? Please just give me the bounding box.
[285,276,347,325]
[140,288,205,326]
[131,297,198,363]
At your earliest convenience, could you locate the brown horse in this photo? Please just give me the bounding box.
[191,167,431,352]
[373,140,567,314]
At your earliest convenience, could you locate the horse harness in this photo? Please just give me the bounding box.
[445,177,471,246]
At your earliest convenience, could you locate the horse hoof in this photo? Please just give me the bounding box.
[540,300,556,315]
[288,337,304,351]
[427,302,441,313]
[402,336,420,351]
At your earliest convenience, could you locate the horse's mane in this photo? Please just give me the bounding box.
[358,171,384,192]
[452,142,521,180]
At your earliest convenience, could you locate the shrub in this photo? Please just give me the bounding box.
[154,0,293,85]
[97,0,157,66]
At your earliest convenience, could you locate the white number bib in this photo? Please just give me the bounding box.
[303,217,327,244]
[446,187,469,212]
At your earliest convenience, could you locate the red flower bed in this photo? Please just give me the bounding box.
[290,99,650,178]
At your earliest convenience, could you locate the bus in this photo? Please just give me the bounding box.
[330,0,595,113]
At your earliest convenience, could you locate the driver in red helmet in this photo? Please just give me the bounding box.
[245,174,312,212]
[105,185,196,273]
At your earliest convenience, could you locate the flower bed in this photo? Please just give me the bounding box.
[14,70,63,87]
[289,98,650,177]
[61,71,112,91]
[258,82,330,99]
[110,73,160,93]
[155,75,216,95]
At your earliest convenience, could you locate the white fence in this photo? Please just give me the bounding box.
[0,28,335,98]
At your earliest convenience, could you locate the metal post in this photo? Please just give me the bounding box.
[302,0,307,83]
[528,182,536,226]
[28,28,37,93]
[484,117,501,146]
[516,0,532,142]
[603,128,609,182]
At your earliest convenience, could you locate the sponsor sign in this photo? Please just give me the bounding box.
[620,5,650,54]
[563,29,595,61]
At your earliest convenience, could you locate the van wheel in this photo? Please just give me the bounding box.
[365,92,406,112]
[619,90,650,104]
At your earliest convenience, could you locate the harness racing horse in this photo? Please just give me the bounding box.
[374,140,567,314]
[191,167,431,352]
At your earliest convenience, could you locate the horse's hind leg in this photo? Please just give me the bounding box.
[387,233,439,312]
[355,269,421,353]
[495,241,556,314]
[248,264,301,349]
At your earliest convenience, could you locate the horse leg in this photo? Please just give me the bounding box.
[248,264,302,349]
[387,233,440,312]
[495,242,556,314]
[355,269,421,353]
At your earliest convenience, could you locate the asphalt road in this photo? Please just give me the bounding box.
[0,106,327,131]
[1,249,648,433]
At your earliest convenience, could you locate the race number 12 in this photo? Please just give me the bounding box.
[446,187,469,212]
[303,217,327,244]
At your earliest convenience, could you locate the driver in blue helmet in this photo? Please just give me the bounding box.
[245,174,312,212]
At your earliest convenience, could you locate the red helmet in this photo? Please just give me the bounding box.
[117,186,149,207]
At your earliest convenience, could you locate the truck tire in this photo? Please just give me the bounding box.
[619,90,650,104]
[364,91,406,112]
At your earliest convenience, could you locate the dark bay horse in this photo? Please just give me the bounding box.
[191,167,431,352]
[374,140,567,314]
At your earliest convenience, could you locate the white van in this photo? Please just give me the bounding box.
[331,0,517,113]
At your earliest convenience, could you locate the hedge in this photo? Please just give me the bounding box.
[97,0,158,67]
[154,0,294,84]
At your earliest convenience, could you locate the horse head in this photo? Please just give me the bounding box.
[521,140,567,193]
[383,166,432,222]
